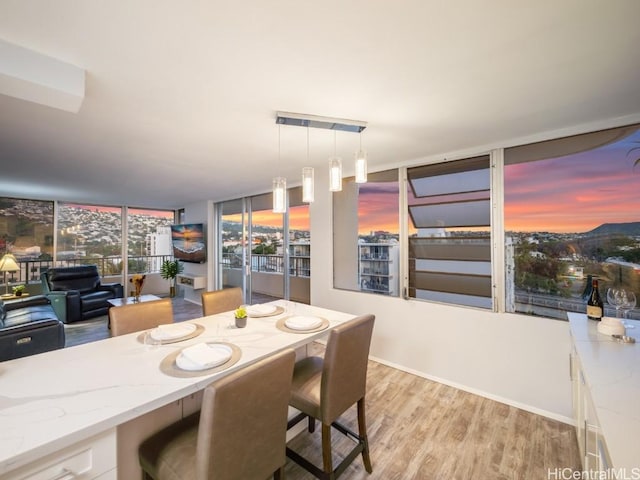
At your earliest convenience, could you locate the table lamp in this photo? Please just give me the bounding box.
[0,253,19,297]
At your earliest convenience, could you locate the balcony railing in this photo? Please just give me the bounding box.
[1,254,173,285]
[221,253,310,277]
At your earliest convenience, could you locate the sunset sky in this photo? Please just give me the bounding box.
[357,183,399,234]
[251,205,310,232]
[504,128,640,233]
[224,204,310,232]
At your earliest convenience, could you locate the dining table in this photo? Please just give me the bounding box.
[0,300,358,480]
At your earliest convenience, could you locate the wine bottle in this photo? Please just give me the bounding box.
[586,279,603,321]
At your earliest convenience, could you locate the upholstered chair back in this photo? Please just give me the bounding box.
[109,298,173,336]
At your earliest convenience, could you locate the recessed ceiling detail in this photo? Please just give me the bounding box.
[0,38,85,113]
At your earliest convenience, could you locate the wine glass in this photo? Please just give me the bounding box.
[621,291,636,328]
[285,300,297,318]
[606,288,624,318]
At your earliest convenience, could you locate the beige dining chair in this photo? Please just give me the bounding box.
[138,348,296,480]
[201,287,243,316]
[286,314,376,480]
[108,298,174,336]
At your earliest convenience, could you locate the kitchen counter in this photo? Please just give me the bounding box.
[567,312,640,470]
[0,301,356,477]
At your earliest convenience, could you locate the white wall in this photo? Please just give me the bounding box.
[179,201,212,305]
[309,166,573,422]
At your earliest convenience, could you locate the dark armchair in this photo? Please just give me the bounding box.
[41,265,123,324]
[0,295,65,362]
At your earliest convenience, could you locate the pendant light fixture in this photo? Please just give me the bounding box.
[302,167,314,202]
[273,125,287,213]
[275,112,367,195]
[355,131,367,184]
[329,130,343,192]
[302,126,314,203]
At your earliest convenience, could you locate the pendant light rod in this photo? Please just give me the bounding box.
[276,111,367,133]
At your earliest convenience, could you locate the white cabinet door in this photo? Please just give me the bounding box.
[570,346,586,463]
[93,468,117,480]
[4,429,116,480]
[571,337,612,473]
[584,389,600,471]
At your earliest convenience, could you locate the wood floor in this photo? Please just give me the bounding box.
[285,343,581,480]
[64,298,581,479]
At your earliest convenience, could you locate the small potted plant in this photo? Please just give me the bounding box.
[160,259,183,297]
[12,284,26,297]
[234,305,247,328]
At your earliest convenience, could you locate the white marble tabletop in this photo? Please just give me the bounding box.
[0,301,356,476]
[567,312,640,470]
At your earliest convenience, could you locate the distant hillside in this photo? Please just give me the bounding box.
[587,222,640,236]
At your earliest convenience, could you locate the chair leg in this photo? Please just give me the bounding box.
[274,465,285,480]
[308,415,316,433]
[321,423,334,479]
[357,398,373,473]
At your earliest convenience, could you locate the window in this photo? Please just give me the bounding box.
[127,208,174,273]
[0,197,54,285]
[333,170,400,296]
[407,156,492,309]
[57,203,122,274]
[504,124,640,320]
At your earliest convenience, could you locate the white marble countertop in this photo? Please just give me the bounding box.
[0,301,356,476]
[567,313,640,470]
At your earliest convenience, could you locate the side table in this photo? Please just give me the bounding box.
[1,293,30,301]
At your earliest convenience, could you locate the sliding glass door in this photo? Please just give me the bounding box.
[216,187,310,305]
[249,193,284,303]
[219,198,247,296]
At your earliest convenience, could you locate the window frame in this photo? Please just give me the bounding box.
[403,153,495,311]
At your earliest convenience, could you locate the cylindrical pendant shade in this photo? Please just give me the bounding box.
[272,176,287,213]
[302,167,314,203]
[329,157,342,192]
[355,149,367,183]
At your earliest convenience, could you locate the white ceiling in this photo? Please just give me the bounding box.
[1,0,639,209]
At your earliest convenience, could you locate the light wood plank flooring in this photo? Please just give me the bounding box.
[64,298,581,479]
[285,342,580,480]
